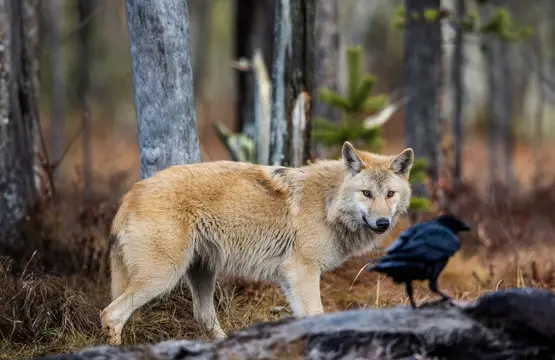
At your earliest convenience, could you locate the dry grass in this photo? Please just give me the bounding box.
[3,139,555,359]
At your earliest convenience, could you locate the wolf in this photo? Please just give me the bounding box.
[101,141,414,345]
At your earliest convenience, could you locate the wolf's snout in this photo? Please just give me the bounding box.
[376,218,390,231]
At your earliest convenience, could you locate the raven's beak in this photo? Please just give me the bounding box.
[461,222,471,231]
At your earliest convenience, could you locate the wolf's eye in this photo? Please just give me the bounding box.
[387,191,395,198]
[362,190,373,198]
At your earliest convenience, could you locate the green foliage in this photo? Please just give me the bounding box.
[462,10,480,32]
[393,5,407,29]
[479,8,533,43]
[408,158,429,185]
[312,46,385,154]
[424,8,440,22]
[392,2,533,44]
[313,45,429,213]
[409,197,432,213]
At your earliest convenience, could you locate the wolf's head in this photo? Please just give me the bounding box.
[330,141,414,234]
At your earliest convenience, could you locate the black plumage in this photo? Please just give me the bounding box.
[367,214,471,308]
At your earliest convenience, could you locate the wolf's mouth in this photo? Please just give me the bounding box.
[362,215,388,234]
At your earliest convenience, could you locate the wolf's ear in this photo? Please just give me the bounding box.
[390,148,414,177]
[342,141,364,174]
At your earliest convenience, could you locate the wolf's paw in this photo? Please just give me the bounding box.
[104,324,122,346]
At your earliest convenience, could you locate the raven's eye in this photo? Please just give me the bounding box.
[362,190,373,198]
[387,191,395,198]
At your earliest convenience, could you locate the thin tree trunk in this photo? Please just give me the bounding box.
[532,13,545,184]
[499,39,514,189]
[77,0,94,203]
[269,0,315,167]
[313,0,340,158]
[0,0,40,252]
[403,0,442,196]
[269,0,290,166]
[189,0,211,99]
[235,0,275,137]
[313,0,340,123]
[479,2,500,191]
[452,0,465,188]
[125,0,201,179]
[45,0,64,173]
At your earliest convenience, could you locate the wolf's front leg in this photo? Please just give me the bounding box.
[280,265,324,317]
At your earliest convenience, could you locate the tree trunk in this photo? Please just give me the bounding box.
[0,0,40,253]
[77,0,95,203]
[235,0,275,138]
[499,39,514,189]
[125,0,201,179]
[403,0,442,197]
[532,10,546,184]
[189,0,211,99]
[269,0,315,167]
[487,46,501,191]
[313,0,340,123]
[481,2,513,191]
[479,4,499,190]
[44,0,64,173]
[313,0,340,159]
[452,0,465,188]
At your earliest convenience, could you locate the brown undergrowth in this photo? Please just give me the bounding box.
[1,173,555,359]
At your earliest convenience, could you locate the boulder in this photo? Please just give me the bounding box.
[38,288,555,360]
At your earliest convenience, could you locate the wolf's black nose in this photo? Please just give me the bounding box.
[376,218,390,231]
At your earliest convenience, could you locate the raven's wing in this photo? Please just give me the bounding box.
[385,222,427,254]
[383,225,461,262]
[371,258,427,273]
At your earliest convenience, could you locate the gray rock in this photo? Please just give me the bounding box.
[38,288,555,360]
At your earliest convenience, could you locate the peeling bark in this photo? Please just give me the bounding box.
[124,0,201,179]
[269,0,315,167]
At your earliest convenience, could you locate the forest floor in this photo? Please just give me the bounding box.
[2,113,555,359]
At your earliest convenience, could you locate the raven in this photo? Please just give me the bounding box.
[366,214,471,308]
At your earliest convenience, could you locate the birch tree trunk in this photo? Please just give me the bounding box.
[0,0,40,252]
[403,0,442,196]
[125,0,201,179]
[269,0,315,167]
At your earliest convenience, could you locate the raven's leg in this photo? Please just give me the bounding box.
[429,277,451,301]
[405,282,417,308]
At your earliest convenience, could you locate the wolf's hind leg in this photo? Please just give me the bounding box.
[101,264,184,345]
[186,258,226,340]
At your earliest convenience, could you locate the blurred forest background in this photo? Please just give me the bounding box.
[33,0,555,191]
[2,0,555,358]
